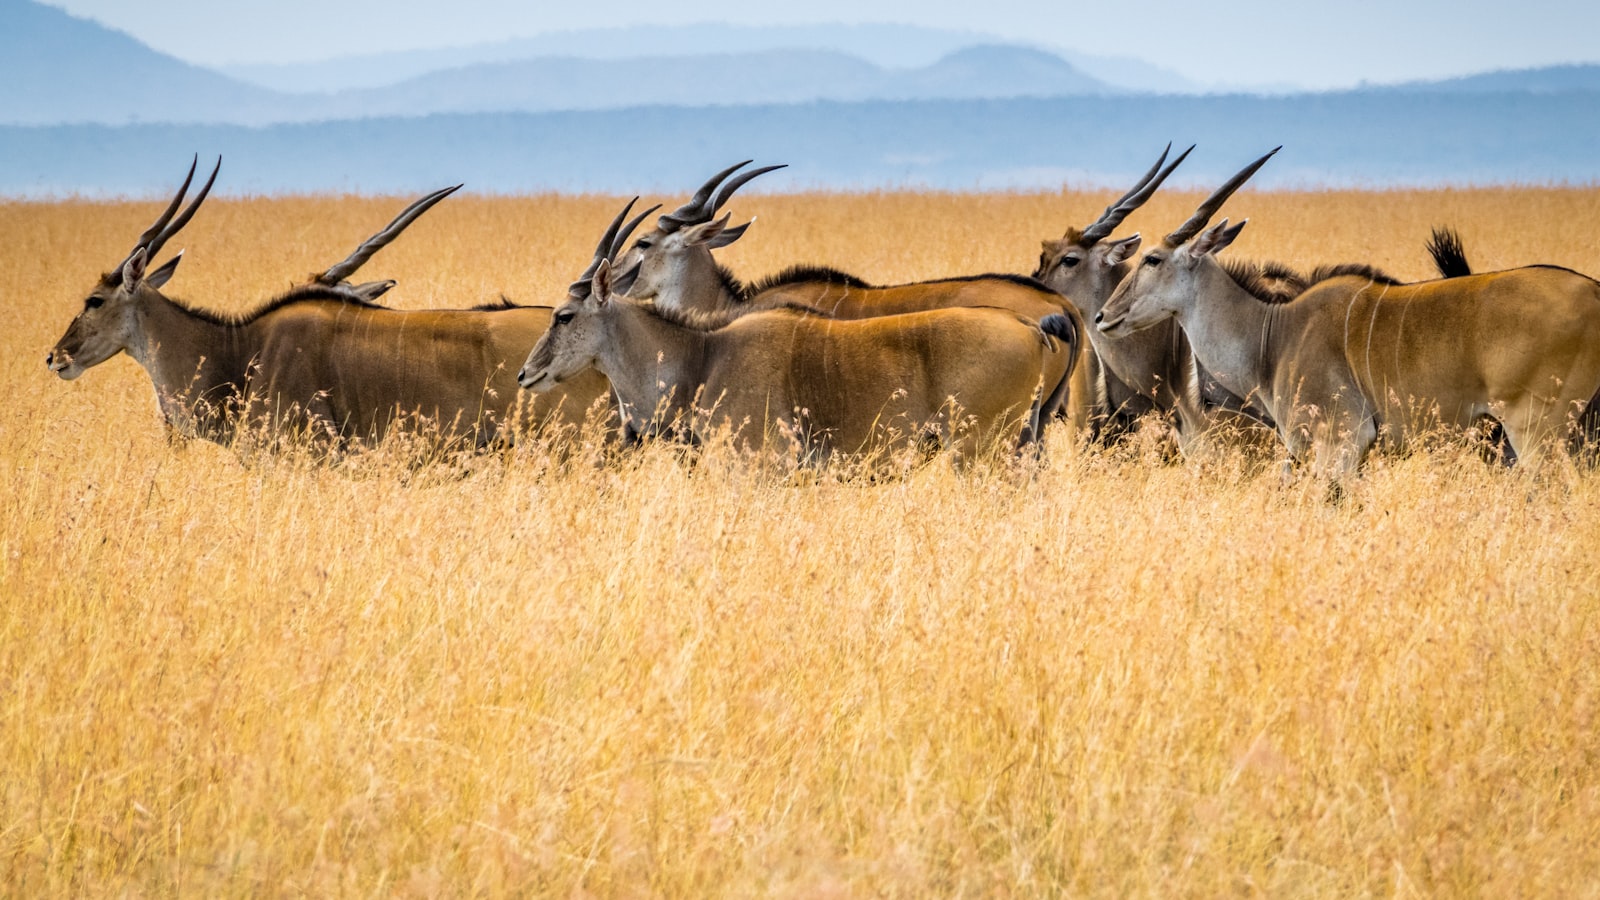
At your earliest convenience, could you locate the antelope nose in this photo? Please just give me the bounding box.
[46,352,52,366]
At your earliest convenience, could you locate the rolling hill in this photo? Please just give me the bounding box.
[311,45,1115,120]
[217,22,1197,94]
[1385,64,1600,94]
[1,2,1117,126]
[0,0,285,125]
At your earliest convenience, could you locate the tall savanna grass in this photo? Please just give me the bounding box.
[2,185,1599,895]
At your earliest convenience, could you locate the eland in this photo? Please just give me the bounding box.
[47,159,616,449]
[1096,148,1600,480]
[612,160,1089,431]
[517,259,1077,463]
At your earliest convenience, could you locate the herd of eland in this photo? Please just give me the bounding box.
[45,148,1600,487]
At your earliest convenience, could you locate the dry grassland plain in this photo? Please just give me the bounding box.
[3,186,1600,896]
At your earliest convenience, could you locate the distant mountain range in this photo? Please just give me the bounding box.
[0,3,1119,126]
[0,0,280,126]
[1383,64,1600,94]
[3,0,1599,194]
[219,23,1197,95]
[309,45,1117,121]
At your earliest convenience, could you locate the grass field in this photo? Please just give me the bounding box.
[3,185,1600,896]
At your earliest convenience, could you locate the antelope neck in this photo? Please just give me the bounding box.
[595,303,714,433]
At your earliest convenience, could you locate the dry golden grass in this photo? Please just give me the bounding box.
[4,186,1600,896]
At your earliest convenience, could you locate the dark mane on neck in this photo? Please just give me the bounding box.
[162,285,538,324]
[1306,263,1401,287]
[1219,259,1308,304]
[926,272,1056,292]
[635,298,830,332]
[166,283,391,326]
[712,264,752,304]
[1221,259,1401,304]
[745,265,874,298]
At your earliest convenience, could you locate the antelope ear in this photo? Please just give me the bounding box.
[591,259,614,306]
[350,279,396,302]
[121,247,149,288]
[146,250,183,289]
[1104,234,1142,265]
[1191,218,1245,258]
[681,213,731,247]
[706,218,752,249]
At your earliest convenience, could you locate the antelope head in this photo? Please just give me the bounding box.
[519,259,624,393]
[48,156,219,379]
[612,160,785,307]
[1097,148,1279,337]
[517,197,657,390]
[1033,144,1192,321]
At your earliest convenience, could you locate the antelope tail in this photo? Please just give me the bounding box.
[1426,226,1472,278]
[1037,312,1082,425]
[1038,313,1079,363]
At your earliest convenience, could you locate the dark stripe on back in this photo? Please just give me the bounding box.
[159,284,535,326]
[746,265,874,297]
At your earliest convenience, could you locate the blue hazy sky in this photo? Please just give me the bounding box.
[42,0,1600,90]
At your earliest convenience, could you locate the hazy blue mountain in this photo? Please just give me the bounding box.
[217,22,1199,95]
[887,46,1108,99]
[1382,64,1600,93]
[0,0,286,125]
[5,0,1594,196]
[317,45,1115,119]
[6,90,1597,198]
[322,50,888,118]
[1,3,1143,126]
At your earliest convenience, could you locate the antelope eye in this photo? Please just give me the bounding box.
[634,240,652,251]
[85,296,105,309]
[1060,257,1081,269]
[554,310,576,326]
[1144,256,1164,268]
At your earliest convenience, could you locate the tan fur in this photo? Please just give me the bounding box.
[1034,228,1203,441]
[49,282,611,448]
[614,219,1086,440]
[747,277,1086,437]
[1103,241,1600,478]
[521,282,1070,463]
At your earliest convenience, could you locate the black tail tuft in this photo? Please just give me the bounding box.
[1039,312,1078,349]
[1426,226,1472,279]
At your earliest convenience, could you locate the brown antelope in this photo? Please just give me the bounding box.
[1034,145,1204,440]
[517,260,1078,463]
[47,159,619,449]
[1097,149,1600,480]
[613,160,1088,431]
[1035,145,1286,456]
